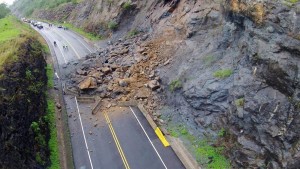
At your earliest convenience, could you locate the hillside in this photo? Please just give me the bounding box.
[11,0,300,168]
[0,16,58,169]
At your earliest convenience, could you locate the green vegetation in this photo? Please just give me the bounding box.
[46,98,60,169]
[195,140,230,169]
[46,64,54,88]
[12,0,77,16]
[45,59,60,169]
[167,124,230,169]
[168,124,188,137]
[169,79,182,92]
[217,128,226,137]
[127,29,139,37]
[0,3,10,19]
[31,121,47,165]
[108,21,118,30]
[42,44,51,54]
[202,55,216,66]
[282,0,299,7]
[213,69,233,79]
[122,1,132,10]
[62,23,102,41]
[0,16,33,70]
[287,0,299,3]
[235,98,245,107]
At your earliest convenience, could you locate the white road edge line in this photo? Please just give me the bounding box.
[75,97,94,169]
[129,106,168,169]
[43,30,67,64]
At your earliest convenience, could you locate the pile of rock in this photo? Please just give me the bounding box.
[66,34,166,112]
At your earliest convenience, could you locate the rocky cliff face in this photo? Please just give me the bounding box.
[19,0,300,168]
[0,37,49,169]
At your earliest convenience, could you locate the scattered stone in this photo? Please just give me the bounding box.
[89,131,93,135]
[266,26,275,33]
[101,67,111,74]
[106,103,112,108]
[94,123,98,127]
[149,70,155,78]
[118,79,129,87]
[76,69,87,75]
[147,80,160,90]
[135,87,150,99]
[137,47,146,53]
[56,103,62,109]
[163,59,170,65]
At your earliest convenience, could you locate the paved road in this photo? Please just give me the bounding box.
[34,23,185,169]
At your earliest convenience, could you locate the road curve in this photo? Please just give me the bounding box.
[34,23,185,169]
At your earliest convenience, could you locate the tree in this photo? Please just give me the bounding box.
[0,3,10,19]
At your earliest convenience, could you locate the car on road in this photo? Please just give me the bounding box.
[58,25,63,28]
[31,21,38,26]
[37,24,43,29]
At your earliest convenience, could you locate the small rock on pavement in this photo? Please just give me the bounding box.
[56,103,62,109]
[89,131,93,135]
[106,103,112,108]
[94,123,98,127]
[164,59,170,65]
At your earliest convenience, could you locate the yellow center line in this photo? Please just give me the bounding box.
[104,112,131,169]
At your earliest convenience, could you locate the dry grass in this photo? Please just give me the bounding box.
[229,0,264,24]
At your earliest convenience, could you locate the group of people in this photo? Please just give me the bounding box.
[48,23,54,27]
[53,41,68,51]
[63,45,68,50]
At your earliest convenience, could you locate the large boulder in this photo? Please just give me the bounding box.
[78,77,98,90]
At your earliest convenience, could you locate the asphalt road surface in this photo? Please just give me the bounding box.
[34,23,185,169]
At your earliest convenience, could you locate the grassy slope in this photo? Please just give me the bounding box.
[46,63,60,169]
[0,16,31,67]
[0,16,60,169]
